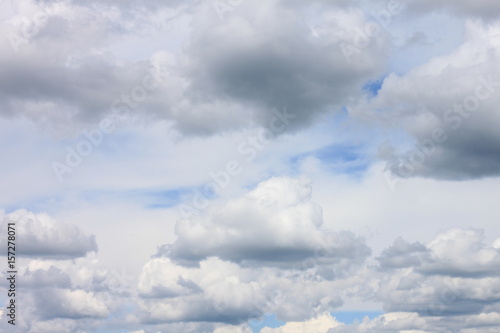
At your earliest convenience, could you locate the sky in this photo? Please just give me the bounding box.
[1,0,500,332]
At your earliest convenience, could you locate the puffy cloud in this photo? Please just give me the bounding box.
[0,0,387,136]
[35,289,108,319]
[176,0,387,134]
[353,20,500,180]
[136,255,370,325]
[377,237,428,269]
[137,257,267,324]
[0,0,183,134]
[157,177,370,272]
[261,313,343,333]
[327,312,433,332]
[327,311,500,332]
[374,229,500,324]
[21,266,72,288]
[134,177,374,325]
[379,228,500,278]
[0,209,97,259]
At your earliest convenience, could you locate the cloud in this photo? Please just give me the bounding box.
[21,266,72,288]
[37,0,190,8]
[379,228,500,278]
[136,255,371,325]
[0,0,387,137]
[34,288,108,319]
[137,257,268,324]
[404,0,500,20]
[214,325,252,333]
[176,0,387,134]
[0,209,97,259]
[376,229,500,319]
[352,20,500,180]
[134,177,374,325]
[326,311,500,332]
[377,237,428,269]
[157,176,370,272]
[0,211,115,332]
[261,313,343,333]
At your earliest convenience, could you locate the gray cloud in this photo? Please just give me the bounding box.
[353,20,500,180]
[34,288,108,320]
[21,266,72,289]
[376,229,500,318]
[377,237,428,269]
[0,210,97,259]
[404,0,500,20]
[176,0,386,134]
[0,0,386,137]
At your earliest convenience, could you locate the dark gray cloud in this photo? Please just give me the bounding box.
[176,0,386,134]
[0,0,386,137]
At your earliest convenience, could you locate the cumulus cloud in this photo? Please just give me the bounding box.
[261,313,343,332]
[136,255,372,325]
[21,266,72,288]
[371,228,500,330]
[0,0,387,136]
[35,288,108,319]
[239,228,500,332]
[2,1,500,332]
[137,257,268,324]
[268,228,500,333]
[134,177,375,325]
[0,209,97,259]
[176,0,387,134]
[353,20,500,180]
[326,311,500,333]
[157,177,370,272]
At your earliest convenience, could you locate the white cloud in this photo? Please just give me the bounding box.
[0,209,97,259]
[1,1,500,332]
[160,176,370,271]
[261,313,343,333]
[372,228,500,330]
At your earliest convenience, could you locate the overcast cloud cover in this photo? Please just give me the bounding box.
[1,0,500,332]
